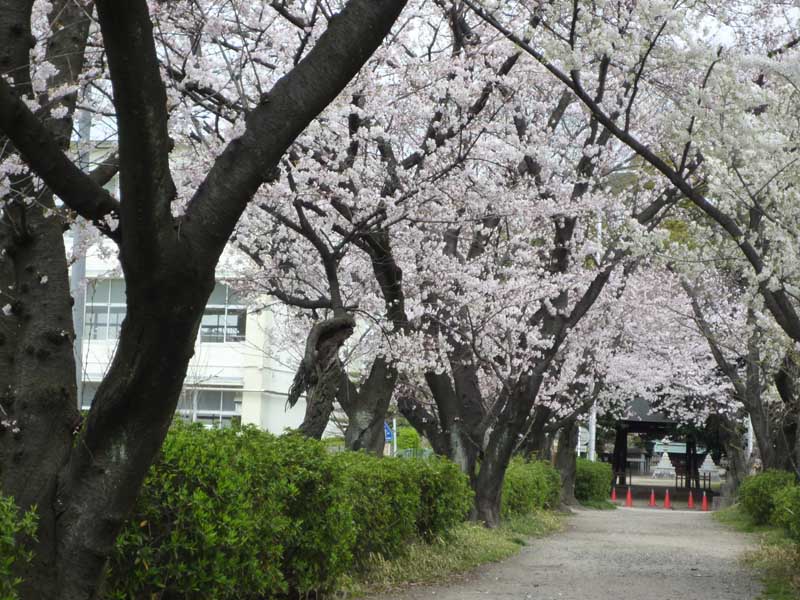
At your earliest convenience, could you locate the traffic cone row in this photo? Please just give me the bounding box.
[610,486,710,511]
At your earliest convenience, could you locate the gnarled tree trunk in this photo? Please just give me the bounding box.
[287,315,355,439]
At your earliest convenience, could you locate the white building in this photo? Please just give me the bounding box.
[76,246,310,434]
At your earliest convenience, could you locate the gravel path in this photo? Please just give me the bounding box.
[361,507,762,600]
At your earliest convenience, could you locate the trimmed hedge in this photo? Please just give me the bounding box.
[575,459,612,502]
[396,426,421,451]
[104,424,472,599]
[501,458,561,518]
[739,470,796,525]
[333,451,421,561]
[408,456,474,540]
[0,494,37,600]
[771,484,800,542]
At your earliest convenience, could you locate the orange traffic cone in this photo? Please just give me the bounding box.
[663,489,672,509]
[611,487,617,502]
[688,490,695,509]
[649,488,656,507]
[625,487,633,507]
[701,491,709,512]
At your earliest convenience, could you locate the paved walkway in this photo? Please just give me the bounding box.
[361,508,762,600]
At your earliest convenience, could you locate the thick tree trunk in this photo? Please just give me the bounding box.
[55,276,213,599]
[555,419,579,506]
[748,404,776,470]
[338,357,397,455]
[520,405,553,460]
[0,200,79,600]
[774,352,800,474]
[422,370,482,478]
[0,2,96,597]
[719,415,747,504]
[474,377,541,527]
[473,441,507,528]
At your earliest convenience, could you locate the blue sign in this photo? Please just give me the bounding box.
[384,422,393,442]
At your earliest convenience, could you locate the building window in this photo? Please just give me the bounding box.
[84,279,126,341]
[80,383,242,427]
[176,388,242,427]
[82,279,246,343]
[200,283,247,343]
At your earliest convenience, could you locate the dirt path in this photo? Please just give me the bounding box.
[362,507,762,600]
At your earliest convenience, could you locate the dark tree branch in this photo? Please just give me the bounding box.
[87,151,120,187]
[181,0,408,264]
[271,0,310,29]
[96,0,177,261]
[0,77,120,228]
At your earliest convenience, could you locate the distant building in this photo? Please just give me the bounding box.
[74,244,314,434]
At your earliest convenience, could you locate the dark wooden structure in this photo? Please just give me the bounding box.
[611,397,702,487]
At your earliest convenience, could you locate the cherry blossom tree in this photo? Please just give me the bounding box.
[465,0,800,347]
[0,0,407,596]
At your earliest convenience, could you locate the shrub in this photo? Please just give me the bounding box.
[105,425,475,598]
[739,470,796,525]
[501,458,561,518]
[0,494,37,600]
[396,427,421,451]
[332,452,420,561]
[402,456,473,540]
[105,425,353,599]
[772,484,800,542]
[575,459,612,502]
[270,434,356,594]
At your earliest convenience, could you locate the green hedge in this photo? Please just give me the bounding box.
[739,470,796,525]
[0,494,37,600]
[333,451,421,561]
[501,458,561,518]
[575,459,612,502]
[407,456,474,540]
[771,484,800,542]
[104,424,472,599]
[396,426,421,451]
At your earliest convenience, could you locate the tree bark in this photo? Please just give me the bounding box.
[611,425,628,486]
[0,2,94,597]
[520,405,553,460]
[473,376,543,527]
[555,419,579,506]
[718,414,747,505]
[54,277,212,599]
[288,315,355,439]
[338,357,397,455]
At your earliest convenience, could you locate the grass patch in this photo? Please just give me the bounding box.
[341,511,563,596]
[579,499,617,510]
[715,506,800,600]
